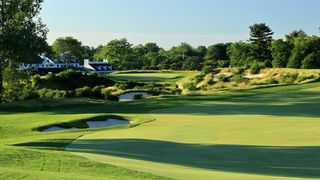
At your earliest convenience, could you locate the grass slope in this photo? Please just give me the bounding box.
[68,86,320,179]
[1,81,320,179]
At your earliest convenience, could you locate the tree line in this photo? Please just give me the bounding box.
[49,24,320,71]
[1,0,320,102]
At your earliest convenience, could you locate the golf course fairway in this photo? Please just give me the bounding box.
[67,87,320,179]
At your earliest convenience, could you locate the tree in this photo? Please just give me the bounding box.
[182,56,203,70]
[80,45,96,60]
[227,42,254,67]
[195,46,207,57]
[249,23,274,66]
[0,0,48,98]
[288,35,320,69]
[301,52,320,69]
[285,30,307,45]
[205,43,229,61]
[144,43,160,53]
[93,38,134,70]
[163,43,195,70]
[52,37,83,66]
[270,39,291,68]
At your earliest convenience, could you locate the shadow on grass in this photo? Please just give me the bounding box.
[20,138,320,178]
[69,139,320,178]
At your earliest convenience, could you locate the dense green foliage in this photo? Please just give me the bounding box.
[31,70,114,90]
[51,37,96,64]
[0,0,48,101]
[44,24,320,73]
[249,23,274,65]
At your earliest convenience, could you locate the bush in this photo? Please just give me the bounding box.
[234,67,246,75]
[217,60,229,68]
[194,74,205,84]
[91,86,104,99]
[264,77,279,85]
[75,86,92,97]
[170,88,182,95]
[22,89,39,100]
[250,62,265,74]
[115,83,128,90]
[34,70,114,90]
[233,75,247,84]
[144,81,157,90]
[202,65,213,74]
[183,83,197,91]
[31,75,41,88]
[105,94,119,102]
[37,89,67,99]
[297,75,316,83]
[279,72,299,84]
[216,75,229,83]
[207,79,215,85]
[133,94,143,100]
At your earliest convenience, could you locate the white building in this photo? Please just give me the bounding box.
[83,59,114,74]
[18,56,82,71]
[18,56,114,74]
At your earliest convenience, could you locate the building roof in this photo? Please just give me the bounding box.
[89,63,112,71]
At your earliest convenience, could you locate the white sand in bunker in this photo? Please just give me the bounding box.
[119,92,153,101]
[41,119,132,132]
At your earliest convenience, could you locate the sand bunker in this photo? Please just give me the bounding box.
[41,119,131,132]
[119,92,153,101]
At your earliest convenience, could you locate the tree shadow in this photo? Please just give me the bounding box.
[49,138,320,178]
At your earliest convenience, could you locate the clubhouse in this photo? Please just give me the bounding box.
[18,56,114,75]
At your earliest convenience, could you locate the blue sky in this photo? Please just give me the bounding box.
[41,0,320,49]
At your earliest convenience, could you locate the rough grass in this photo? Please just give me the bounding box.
[1,81,320,179]
[195,68,320,94]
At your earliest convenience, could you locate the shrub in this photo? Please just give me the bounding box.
[169,88,182,95]
[75,86,91,97]
[279,72,299,84]
[37,89,67,99]
[105,94,119,102]
[216,75,229,83]
[264,77,279,85]
[115,83,128,90]
[133,94,143,100]
[297,75,316,83]
[202,65,213,74]
[207,79,215,85]
[194,74,205,84]
[144,82,157,90]
[183,82,197,91]
[53,90,67,99]
[34,70,114,90]
[127,80,144,89]
[22,89,39,100]
[31,75,41,88]
[250,62,265,74]
[234,67,246,75]
[233,75,247,84]
[217,60,229,68]
[91,86,103,99]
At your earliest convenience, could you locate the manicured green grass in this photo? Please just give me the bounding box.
[108,71,196,83]
[68,85,320,179]
[1,82,320,179]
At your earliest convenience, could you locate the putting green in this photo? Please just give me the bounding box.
[68,87,320,179]
[108,71,195,83]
